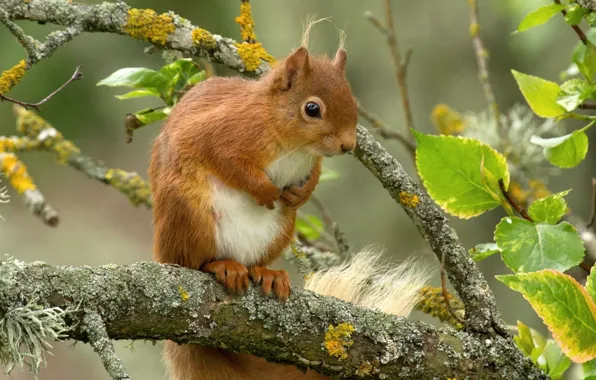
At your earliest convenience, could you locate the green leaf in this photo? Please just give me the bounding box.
[114,88,161,100]
[514,320,536,357]
[512,70,567,118]
[159,59,200,81]
[588,13,596,27]
[319,167,340,182]
[527,190,571,224]
[497,270,596,363]
[188,71,206,86]
[516,4,567,33]
[413,131,510,219]
[97,68,169,91]
[583,358,596,377]
[295,215,324,240]
[542,340,572,379]
[469,243,500,262]
[134,107,171,125]
[494,217,585,273]
[557,79,596,111]
[587,267,596,304]
[566,5,589,26]
[530,129,589,168]
[577,43,596,82]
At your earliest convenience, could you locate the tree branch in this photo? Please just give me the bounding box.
[0,257,546,379]
[0,0,271,75]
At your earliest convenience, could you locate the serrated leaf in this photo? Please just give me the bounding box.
[531,129,589,168]
[516,4,567,33]
[469,243,500,262]
[542,340,572,379]
[497,270,596,363]
[566,5,589,26]
[134,107,171,125]
[320,167,340,182]
[587,267,596,304]
[413,131,510,219]
[159,58,200,81]
[494,217,585,273]
[97,68,169,91]
[512,70,567,118]
[295,215,324,240]
[528,190,571,224]
[115,89,161,100]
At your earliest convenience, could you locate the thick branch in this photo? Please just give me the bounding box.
[353,126,506,335]
[0,258,546,379]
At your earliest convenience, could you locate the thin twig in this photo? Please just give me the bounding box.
[357,104,416,157]
[554,0,588,44]
[588,178,596,228]
[82,311,131,380]
[0,66,82,111]
[467,0,506,137]
[440,256,465,326]
[499,179,534,222]
[580,103,596,109]
[364,3,416,146]
[310,194,351,256]
[0,7,38,58]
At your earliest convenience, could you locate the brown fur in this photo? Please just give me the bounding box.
[149,46,357,380]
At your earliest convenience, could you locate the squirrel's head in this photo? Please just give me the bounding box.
[265,46,358,157]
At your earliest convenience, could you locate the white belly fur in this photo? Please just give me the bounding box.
[211,150,315,267]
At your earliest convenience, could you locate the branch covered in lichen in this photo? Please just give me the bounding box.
[1,0,272,75]
[13,106,152,208]
[0,152,58,226]
[0,257,546,379]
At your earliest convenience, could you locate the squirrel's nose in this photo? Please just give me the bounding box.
[341,142,355,153]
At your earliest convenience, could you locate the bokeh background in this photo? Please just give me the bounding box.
[1,0,594,379]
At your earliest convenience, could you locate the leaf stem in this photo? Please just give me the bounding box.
[499,179,534,222]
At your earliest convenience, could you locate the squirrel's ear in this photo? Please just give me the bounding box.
[332,48,347,73]
[280,47,310,90]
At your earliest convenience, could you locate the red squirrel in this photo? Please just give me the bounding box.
[149,30,429,380]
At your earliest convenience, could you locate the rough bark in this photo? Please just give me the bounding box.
[0,258,546,380]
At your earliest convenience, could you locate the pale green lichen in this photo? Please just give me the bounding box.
[191,28,216,50]
[0,60,27,94]
[124,9,175,45]
[234,42,275,72]
[0,300,71,378]
[324,322,354,360]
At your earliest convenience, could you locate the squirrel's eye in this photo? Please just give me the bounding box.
[304,101,321,118]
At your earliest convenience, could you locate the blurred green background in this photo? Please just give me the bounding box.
[1,0,594,379]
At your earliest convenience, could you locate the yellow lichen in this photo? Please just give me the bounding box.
[235,1,257,42]
[124,9,175,45]
[0,60,27,94]
[0,137,41,152]
[324,322,355,360]
[416,286,465,330]
[105,169,152,207]
[399,191,419,208]
[469,23,479,38]
[431,104,465,136]
[1,153,36,194]
[528,179,551,201]
[191,28,216,50]
[179,285,190,301]
[355,360,380,377]
[235,42,275,72]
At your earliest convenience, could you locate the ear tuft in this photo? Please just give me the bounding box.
[332,48,347,73]
[281,47,309,91]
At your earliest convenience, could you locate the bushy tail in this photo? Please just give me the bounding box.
[304,247,431,317]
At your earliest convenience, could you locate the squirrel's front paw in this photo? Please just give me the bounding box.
[254,184,281,210]
[280,185,310,209]
[249,267,291,302]
[201,260,250,294]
